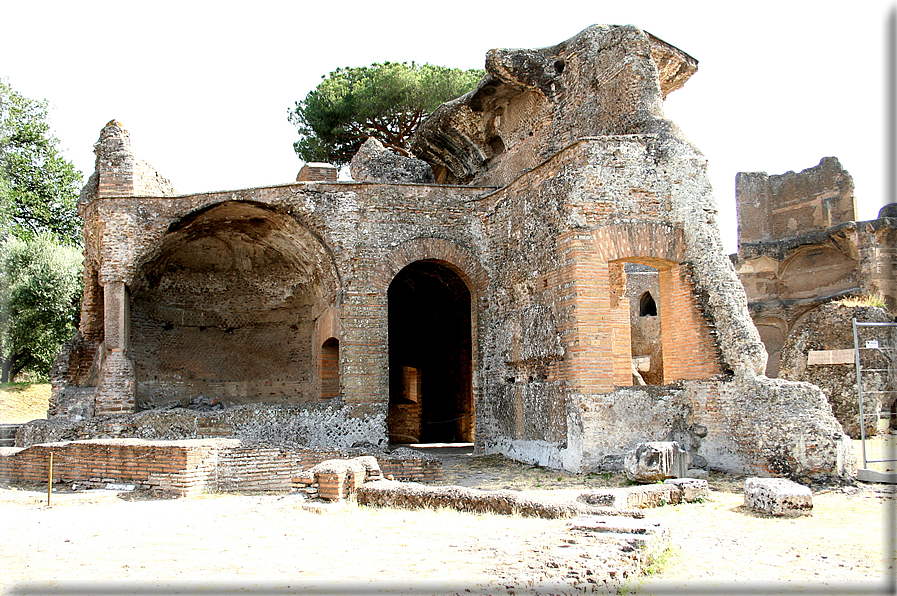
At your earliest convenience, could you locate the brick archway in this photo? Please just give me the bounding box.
[375,238,488,444]
[127,201,341,409]
[372,238,489,298]
[591,222,685,265]
[559,222,721,389]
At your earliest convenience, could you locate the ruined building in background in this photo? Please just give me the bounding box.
[36,25,853,480]
[732,158,896,437]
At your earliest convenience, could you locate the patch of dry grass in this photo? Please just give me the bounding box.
[837,292,889,310]
[437,452,632,491]
[0,382,50,423]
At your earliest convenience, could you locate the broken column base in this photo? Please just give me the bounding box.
[623,441,690,483]
[744,477,813,516]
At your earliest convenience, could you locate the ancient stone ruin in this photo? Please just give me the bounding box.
[733,158,896,437]
[32,25,854,481]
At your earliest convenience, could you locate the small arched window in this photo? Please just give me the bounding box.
[639,291,657,317]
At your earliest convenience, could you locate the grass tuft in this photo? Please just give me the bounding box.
[837,293,888,310]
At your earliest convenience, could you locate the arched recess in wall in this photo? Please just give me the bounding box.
[778,245,858,301]
[639,292,657,316]
[320,337,340,399]
[625,264,664,385]
[128,201,339,409]
[373,238,488,445]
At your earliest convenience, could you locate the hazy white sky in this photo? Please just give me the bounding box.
[2,1,894,253]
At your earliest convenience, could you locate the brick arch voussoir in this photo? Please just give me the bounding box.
[373,238,488,297]
[591,222,685,265]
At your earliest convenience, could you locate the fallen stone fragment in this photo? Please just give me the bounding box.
[578,478,708,509]
[566,515,671,568]
[566,515,669,537]
[624,441,690,483]
[744,477,813,516]
[579,485,680,509]
[357,479,645,519]
[664,477,709,501]
[349,137,435,183]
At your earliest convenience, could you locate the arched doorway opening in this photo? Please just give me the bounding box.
[387,261,473,444]
[320,338,340,399]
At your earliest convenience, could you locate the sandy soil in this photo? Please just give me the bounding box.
[0,384,49,424]
[1,447,894,596]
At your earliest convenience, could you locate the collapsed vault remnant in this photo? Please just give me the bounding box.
[733,157,896,376]
[38,25,853,481]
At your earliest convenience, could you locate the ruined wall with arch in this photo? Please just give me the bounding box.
[734,157,896,377]
[42,26,855,481]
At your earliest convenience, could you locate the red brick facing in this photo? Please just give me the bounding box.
[552,222,721,393]
[658,265,723,382]
[0,440,442,496]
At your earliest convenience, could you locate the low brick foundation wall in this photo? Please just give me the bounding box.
[0,439,442,496]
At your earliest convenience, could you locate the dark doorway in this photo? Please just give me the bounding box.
[387,261,473,444]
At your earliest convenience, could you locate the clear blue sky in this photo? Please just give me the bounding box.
[2,0,894,253]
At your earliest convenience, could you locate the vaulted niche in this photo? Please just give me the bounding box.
[387,261,473,444]
[130,201,337,409]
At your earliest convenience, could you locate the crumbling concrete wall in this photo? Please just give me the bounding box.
[734,158,896,376]
[778,303,895,438]
[45,25,855,481]
[736,156,857,244]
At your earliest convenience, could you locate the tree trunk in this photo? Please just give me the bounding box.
[9,356,32,382]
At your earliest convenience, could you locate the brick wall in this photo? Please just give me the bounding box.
[658,265,723,382]
[0,439,442,496]
[296,163,338,182]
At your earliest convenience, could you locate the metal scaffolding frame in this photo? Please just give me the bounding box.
[853,319,897,483]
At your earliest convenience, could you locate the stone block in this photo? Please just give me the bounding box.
[621,484,681,508]
[579,478,708,509]
[624,442,690,483]
[744,477,813,516]
[349,137,434,184]
[663,478,709,502]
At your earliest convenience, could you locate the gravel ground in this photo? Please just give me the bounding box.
[1,446,894,596]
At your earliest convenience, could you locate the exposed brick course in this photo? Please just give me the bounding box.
[0,439,441,497]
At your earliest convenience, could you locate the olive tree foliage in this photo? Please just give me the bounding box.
[0,80,82,246]
[0,81,84,382]
[289,62,484,166]
[0,235,82,382]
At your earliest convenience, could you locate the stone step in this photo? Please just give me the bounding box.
[566,515,669,537]
[0,424,21,447]
[566,515,671,567]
